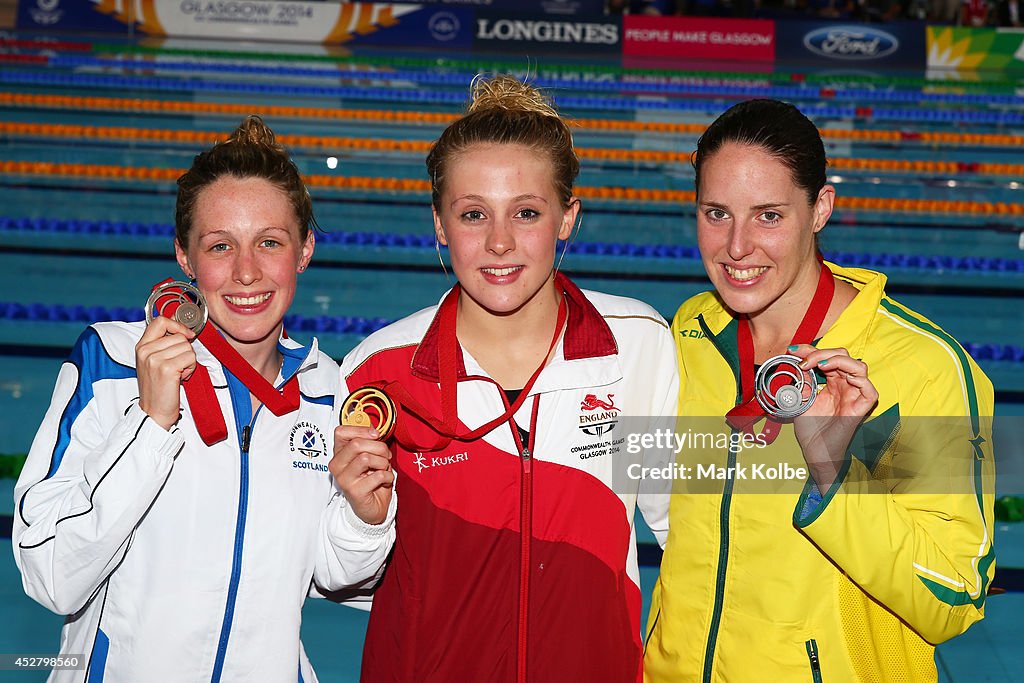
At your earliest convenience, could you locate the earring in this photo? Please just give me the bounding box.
[554,206,583,277]
[435,238,451,283]
[298,265,306,273]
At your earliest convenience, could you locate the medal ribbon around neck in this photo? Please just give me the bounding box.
[724,261,835,445]
[362,284,567,453]
[147,279,299,445]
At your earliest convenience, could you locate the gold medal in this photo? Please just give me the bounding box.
[341,386,397,440]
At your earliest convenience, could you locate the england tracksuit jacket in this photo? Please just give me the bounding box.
[13,321,396,682]
[342,274,679,682]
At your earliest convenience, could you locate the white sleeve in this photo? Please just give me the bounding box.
[13,330,184,615]
[312,486,396,592]
[636,320,680,549]
[311,359,396,593]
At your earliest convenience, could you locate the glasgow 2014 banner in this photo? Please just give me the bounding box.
[16,0,475,48]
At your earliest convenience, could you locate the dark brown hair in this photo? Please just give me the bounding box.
[175,115,313,247]
[693,99,827,206]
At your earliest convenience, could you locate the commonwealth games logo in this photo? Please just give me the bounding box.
[289,421,328,459]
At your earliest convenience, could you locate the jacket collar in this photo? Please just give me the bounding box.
[193,330,330,396]
[410,272,618,383]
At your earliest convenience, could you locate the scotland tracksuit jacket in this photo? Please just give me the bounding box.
[13,321,396,682]
[342,274,679,682]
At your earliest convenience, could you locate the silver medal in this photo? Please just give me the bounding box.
[145,280,208,334]
[754,354,819,419]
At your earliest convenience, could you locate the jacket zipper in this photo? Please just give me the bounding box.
[697,314,740,683]
[210,355,304,682]
[805,639,823,683]
[211,418,254,683]
[516,394,540,683]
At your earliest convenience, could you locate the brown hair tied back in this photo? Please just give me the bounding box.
[426,75,580,210]
[175,115,314,248]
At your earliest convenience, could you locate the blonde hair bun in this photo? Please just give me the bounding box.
[467,75,559,119]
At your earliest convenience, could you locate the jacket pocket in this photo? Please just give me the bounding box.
[805,639,822,683]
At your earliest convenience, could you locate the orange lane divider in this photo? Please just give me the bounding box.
[2,121,1021,177]
[4,92,1024,149]
[3,160,1022,216]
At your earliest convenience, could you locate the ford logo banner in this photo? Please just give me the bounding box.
[803,25,899,60]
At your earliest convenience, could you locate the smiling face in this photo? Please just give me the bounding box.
[433,143,578,320]
[175,175,314,357]
[696,142,834,321]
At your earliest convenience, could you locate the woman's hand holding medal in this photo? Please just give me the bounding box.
[329,425,395,526]
[788,343,879,491]
[136,316,198,430]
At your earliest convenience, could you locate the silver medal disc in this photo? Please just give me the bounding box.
[145,281,208,334]
[754,354,818,419]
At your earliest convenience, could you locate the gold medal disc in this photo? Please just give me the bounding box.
[341,386,397,440]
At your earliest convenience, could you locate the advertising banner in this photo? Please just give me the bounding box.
[927,26,1024,71]
[16,0,474,48]
[17,0,132,34]
[775,20,926,70]
[367,0,606,16]
[621,16,775,63]
[473,11,621,55]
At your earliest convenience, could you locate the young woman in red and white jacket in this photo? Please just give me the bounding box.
[340,76,678,682]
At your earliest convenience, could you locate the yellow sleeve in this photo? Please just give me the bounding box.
[794,350,995,645]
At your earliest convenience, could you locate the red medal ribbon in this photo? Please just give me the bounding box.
[365,284,567,453]
[725,261,835,444]
[149,279,300,446]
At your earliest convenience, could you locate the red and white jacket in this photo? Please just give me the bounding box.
[342,274,678,682]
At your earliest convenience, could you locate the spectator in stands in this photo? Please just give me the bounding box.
[932,0,962,22]
[812,0,857,19]
[857,0,905,21]
[606,0,667,13]
[996,0,1022,24]
[961,0,991,24]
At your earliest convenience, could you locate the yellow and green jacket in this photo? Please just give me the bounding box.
[644,262,995,682]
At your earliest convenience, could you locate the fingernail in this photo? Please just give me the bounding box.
[818,359,829,366]
[787,345,798,352]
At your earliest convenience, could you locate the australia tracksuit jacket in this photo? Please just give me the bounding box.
[644,262,996,682]
[341,274,679,682]
[13,321,396,682]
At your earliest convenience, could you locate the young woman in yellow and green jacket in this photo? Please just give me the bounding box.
[644,99,995,683]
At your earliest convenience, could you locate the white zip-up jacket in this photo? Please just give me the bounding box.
[13,321,396,683]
